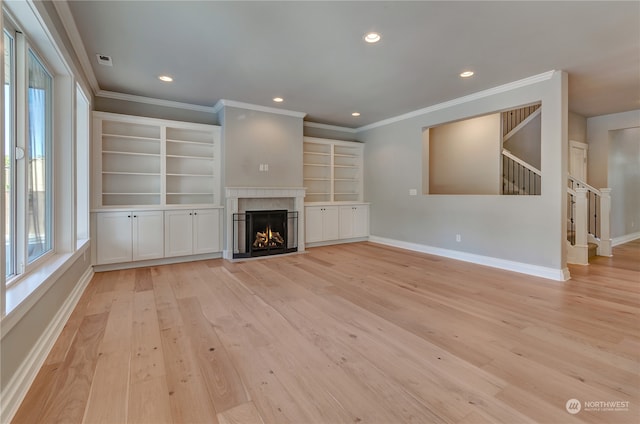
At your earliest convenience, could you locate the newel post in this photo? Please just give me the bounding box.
[599,188,612,256]
[573,188,589,265]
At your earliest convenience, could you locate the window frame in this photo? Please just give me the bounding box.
[3,15,56,288]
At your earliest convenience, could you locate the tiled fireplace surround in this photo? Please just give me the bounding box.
[224,187,306,260]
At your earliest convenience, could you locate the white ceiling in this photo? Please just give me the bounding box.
[65,1,639,128]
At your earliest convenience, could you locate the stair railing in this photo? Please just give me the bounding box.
[502,149,541,195]
[567,175,612,258]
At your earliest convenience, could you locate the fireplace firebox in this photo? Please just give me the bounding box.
[232,210,298,258]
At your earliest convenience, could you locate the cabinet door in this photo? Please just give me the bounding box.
[133,211,165,261]
[339,206,355,239]
[96,212,132,264]
[305,207,324,243]
[322,206,340,241]
[193,209,221,254]
[352,205,369,238]
[164,210,193,257]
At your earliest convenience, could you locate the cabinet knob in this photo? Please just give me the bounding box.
[194,212,197,215]
[133,215,137,218]
[127,215,131,218]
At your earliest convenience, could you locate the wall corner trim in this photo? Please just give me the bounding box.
[356,70,557,132]
[0,267,94,424]
[303,121,358,134]
[96,90,217,113]
[51,0,100,93]
[368,235,570,282]
[213,99,307,118]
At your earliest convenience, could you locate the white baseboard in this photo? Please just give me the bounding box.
[369,236,570,281]
[0,267,94,424]
[612,231,640,247]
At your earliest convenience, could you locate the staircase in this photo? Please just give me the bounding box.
[502,149,541,195]
[499,104,612,265]
[566,175,612,264]
[501,105,542,196]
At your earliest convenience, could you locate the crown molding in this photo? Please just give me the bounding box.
[52,0,100,94]
[213,99,307,118]
[356,70,557,132]
[96,90,216,113]
[303,121,357,134]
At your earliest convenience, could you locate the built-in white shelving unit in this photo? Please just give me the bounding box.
[92,112,223,269]
[93,112,221,208]
[100,120,162,206]
[303,137,369,246]
[303,137,363,203]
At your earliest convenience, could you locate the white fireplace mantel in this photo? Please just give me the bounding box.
[224,187,306,259]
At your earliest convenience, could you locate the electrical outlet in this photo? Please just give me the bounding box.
[409,189,417,196]
[259,164,264,171]
[456,234,461,242]
[264,163,269,171]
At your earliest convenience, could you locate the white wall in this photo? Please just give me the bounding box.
[359,71,568,278]
[586,110,640,188]
[428,113,501,194]
[609,127,640,239]
[221,106,304,188]
[568,111,587,143]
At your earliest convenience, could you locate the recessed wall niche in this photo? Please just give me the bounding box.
[422,103,542,195]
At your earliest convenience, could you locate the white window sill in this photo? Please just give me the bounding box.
[1,240,90,336]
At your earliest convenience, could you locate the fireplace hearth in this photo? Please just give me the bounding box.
[233,210,298,258]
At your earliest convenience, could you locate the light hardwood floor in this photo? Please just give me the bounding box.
[12,240,640,424]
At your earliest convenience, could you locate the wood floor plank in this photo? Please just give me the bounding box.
[130,289,167,384]
[177,296,250,414]
[12,240,640,424]
[26,312,109,423]
[127,376,173,424]
[217,401,265,424]
[82,289,134,423]
[44,273,101,366]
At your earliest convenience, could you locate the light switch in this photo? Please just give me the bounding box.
[409,189,417,196]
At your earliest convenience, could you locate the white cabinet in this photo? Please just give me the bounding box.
[165,208,221,257]
[305,203,369,244]
[339,204,369,239]
[305,206,340,243]
[303,137,363,203]
[96,211,164,264]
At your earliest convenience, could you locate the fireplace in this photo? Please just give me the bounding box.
[233,210,298,258]
[224,187,306,260]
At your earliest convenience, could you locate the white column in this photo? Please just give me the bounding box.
[224,194,238,260]
[598,188,612,256]
[295,194,305,252]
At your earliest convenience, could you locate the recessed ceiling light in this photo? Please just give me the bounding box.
[352,112,361,117]
[460,71,474,78]
[273,97,284,103]
[158,75,173,82]
[363,32,381,43]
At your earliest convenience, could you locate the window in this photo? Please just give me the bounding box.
[26,50,53,263]
[76,84,90,243]
[3,23,54,284]
[4,29,14,278]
